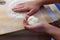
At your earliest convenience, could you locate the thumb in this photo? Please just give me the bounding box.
[27,8,39,16]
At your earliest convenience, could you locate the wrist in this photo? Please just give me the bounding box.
[43,23,60,35]
[34,0,49,5]
[44,24,60,40]
[33,0,45,5]
[34,0,59,5]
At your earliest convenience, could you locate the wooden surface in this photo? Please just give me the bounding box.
[0,0,25,35]
[0,0,60,35]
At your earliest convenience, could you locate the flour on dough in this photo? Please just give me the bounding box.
[28,16,39,25]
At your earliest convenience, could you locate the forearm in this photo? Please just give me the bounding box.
[48,27,60,40]
[34,0,60,5]
[44,24,60,40]
[49,28,60,40]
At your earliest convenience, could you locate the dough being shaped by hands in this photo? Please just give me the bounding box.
[28,16,39,25]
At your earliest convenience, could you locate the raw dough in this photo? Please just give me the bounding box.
[28,16,39,25]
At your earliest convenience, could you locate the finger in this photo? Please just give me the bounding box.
[27,7,39,16]
[23,15,31,25]
[24,24,34,32]
[13,3,25,9]
[23,19,38,29]
[23,15,31,28]
[12,7,29,12]
[17,3,24,6]
[23,19,29,25]
[23,20,32,29]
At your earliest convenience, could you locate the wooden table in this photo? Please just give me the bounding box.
[0,0,60,35]
[0,0,25,35]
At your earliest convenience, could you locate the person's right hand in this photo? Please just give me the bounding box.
[12,1,43,16]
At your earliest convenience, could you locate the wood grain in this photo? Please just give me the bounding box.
[0,0,60,35]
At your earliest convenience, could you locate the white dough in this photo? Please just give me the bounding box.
[28,16,39,25]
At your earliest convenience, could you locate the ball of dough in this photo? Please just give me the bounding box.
[28,16,39,25]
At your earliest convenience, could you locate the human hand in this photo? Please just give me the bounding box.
[23,15,60,40]
[12,1,43,16]
[23,15,50,33]
[23,15,60,34]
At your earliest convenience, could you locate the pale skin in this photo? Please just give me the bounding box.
[12,0,60,40]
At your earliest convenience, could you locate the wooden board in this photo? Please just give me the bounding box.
[0,0,25,35]
[0,0,60,35]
